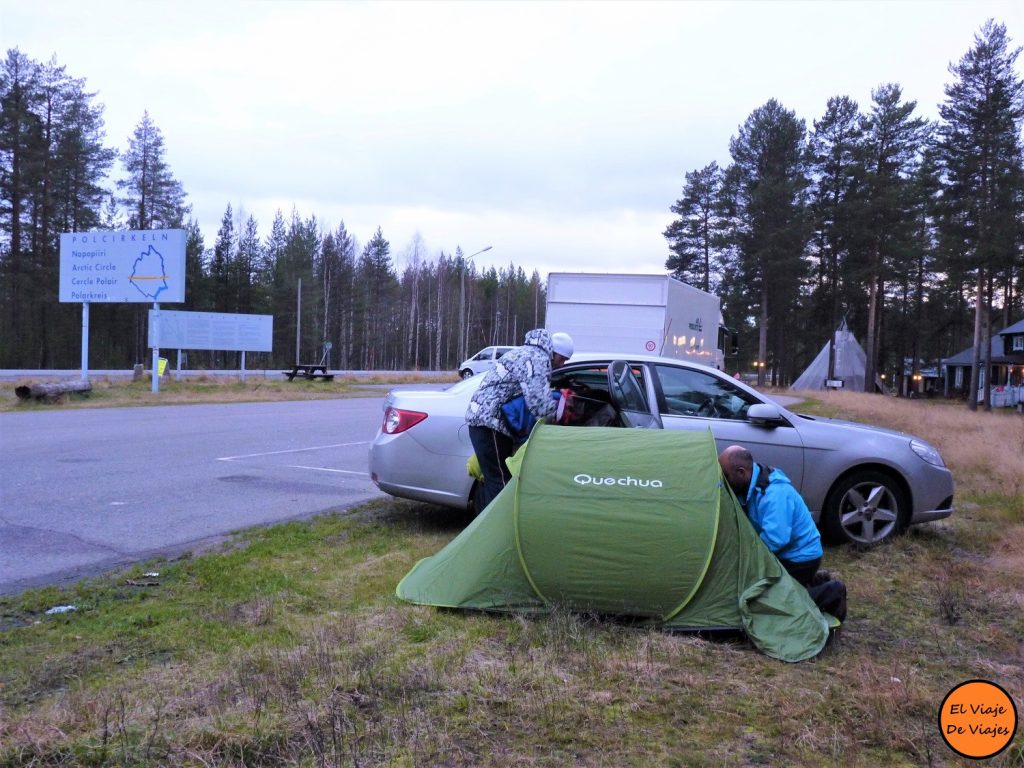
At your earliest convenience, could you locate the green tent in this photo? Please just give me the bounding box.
[396,426,831,662]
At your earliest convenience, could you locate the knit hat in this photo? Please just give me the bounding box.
[550,332,574,359]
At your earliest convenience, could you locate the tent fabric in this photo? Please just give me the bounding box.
[791,319,867,392]
[396,426,830,662]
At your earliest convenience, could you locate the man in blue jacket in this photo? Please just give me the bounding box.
[718,445,823,586]
[466,329,573,511]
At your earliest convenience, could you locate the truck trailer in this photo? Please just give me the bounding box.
[545,272,736,369]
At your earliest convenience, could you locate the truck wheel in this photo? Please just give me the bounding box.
[459,368,474,379]
[822,470,907,546]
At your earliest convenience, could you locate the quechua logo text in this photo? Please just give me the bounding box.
[573,473,664,489]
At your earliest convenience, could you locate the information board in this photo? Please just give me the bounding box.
[148,310,273,352]
[59,229,186,303]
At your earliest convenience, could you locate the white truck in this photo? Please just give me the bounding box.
[545,272,736,369]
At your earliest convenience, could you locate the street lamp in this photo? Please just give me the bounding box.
[459,246,492,363]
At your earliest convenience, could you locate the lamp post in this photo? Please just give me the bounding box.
[459,246,492,363]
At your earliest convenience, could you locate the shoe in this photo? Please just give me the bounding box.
[810,569,832,587]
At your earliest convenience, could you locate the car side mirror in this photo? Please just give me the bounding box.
[747,403,787,427]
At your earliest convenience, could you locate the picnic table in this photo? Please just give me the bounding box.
[282,364,335,381]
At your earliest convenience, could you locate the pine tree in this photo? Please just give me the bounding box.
[183,217,206,311]
[357,227,395,368]
[663,162,724,292]
[236,213,263,314]
[210,204,234,312]
[727,99,810,385]
[0,49,114,367]
[807,95,862,379]
[117,110,188,230]
[856,83,929,392]
[934,20,1024,410]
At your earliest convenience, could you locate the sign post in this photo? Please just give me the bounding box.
[151,304,160,392]
[80,303,90,381]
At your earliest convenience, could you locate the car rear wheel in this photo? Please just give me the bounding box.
[822,470,907,546]
[459,368,475,379]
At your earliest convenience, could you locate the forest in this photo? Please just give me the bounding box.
[1,20,1022,400]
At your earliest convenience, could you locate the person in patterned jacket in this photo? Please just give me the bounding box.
[466,328,574,510]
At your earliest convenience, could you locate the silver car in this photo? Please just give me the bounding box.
[369,354,955,545]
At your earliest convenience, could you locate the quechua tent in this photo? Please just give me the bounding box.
[396,426,831,662]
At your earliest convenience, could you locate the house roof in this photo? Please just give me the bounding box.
[999,318,1024,336]
[943,335,1009,366]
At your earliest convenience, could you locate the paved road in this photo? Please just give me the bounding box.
[0,397,392,595]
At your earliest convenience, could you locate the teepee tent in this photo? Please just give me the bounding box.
[396,426,830,662]
[791,319,867,391]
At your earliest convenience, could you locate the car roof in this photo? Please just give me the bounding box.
[565,352,724,374]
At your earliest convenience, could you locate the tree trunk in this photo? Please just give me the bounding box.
[16,380,93,403]
[757,283,768,388]
[982,273,994,412]
[967,270,984,412]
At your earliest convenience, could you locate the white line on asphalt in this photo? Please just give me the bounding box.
[216,442,370,461]
[286,465,370,476]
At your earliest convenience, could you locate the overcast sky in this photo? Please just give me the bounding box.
[4,0,1024,278]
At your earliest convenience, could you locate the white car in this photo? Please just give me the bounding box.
[369,353,955,546]
[457,346,514,379]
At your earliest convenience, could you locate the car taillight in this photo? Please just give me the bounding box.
[383,406,427,434]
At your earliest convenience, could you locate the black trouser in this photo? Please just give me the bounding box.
[780,557,821,587]
[469,425,516,512]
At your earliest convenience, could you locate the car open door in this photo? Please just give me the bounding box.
[607,360,663,429]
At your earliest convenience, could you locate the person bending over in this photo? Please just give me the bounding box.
[718,444,823,586]
[465,329,573,510]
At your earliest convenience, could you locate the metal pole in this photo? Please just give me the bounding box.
[295,277,302,366]
[151,302,160,393]
[459,268,466,363]
[80,302,90,381]
[241,351,247,383]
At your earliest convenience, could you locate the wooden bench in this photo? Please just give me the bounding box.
[282,364,335,382]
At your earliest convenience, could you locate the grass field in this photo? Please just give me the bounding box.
[1,390,1022,766]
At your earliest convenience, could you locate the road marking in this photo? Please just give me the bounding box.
[286,464,370,476]
[216,441,370,461]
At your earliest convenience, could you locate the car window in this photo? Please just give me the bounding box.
[549,364,649,428]
[654,364,759,420]
[609,361,650,413]
[495,347,512,359]
[473,348,493,361]
[552,364,648,399]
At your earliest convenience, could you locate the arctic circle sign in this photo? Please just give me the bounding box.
[59,229,186,304]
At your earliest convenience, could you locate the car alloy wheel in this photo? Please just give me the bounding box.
[823,470,906,546]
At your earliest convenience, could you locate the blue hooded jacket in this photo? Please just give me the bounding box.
[743,464,823,564]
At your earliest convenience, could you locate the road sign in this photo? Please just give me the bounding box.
[149,310,273,352]
[59,229,186,303]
